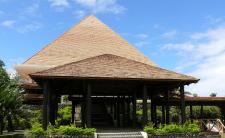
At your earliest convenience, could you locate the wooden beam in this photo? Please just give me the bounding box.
[180,85,186,124]
[143,84,148,126]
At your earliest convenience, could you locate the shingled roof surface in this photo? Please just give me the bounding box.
[16,15,157,83]
[31,54,198,82]
[23,15,155,66]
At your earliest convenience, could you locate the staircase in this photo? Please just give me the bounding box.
[97,132,144,138]
[199,119,225,138]
[91,102,113,127]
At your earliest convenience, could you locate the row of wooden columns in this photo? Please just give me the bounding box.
[43,82,186,129]
[142,85,186,126]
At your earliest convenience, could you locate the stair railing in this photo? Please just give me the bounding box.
[199,119,225,138]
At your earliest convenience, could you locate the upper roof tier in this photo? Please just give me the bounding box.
[24,15,156,66]
[16,15,157,83]
[16,15,198,85]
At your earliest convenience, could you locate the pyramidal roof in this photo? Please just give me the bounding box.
[24,15,156,67]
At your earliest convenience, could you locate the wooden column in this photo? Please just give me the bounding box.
[152,104,157,126]
[190,105,193,123]
[49,91,56,125]
[165,90,170,124]
[143,84,148,126]
[222,106,225,125]
[126,99,130,125]
[114,100,117,120]
[54,98,58,121]
[180,85,186,124]
[117,96,120,127]
[132,92,137,127]
[151,100,154,123]
[122,96,126,127]
[162,106,165,124]
[42,81,49,130]
[86,83,92,127]
[81,102,85,128]
[110,102,113,114]
[71,101,76,124]
[200,105,203,119]
[151,97,157,126]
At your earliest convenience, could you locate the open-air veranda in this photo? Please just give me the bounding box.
[23,78,225,130]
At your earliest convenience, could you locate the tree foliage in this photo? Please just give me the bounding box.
[0,59,25,134]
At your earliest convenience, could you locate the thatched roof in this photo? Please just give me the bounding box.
[16,16,156,83]
[31,54,198,82]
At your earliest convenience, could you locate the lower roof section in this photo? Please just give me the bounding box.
[30,54,199,83]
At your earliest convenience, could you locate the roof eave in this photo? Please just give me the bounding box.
[30,74,199,84]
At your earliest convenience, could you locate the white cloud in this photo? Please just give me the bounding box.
[73,10,86,19]
[24,2,40,17]
[1,20,42,33]
[205,15,224,25]
[135,41,149,48]
[162,25,225,96]
[1,20,16,28]
[162,30,177,39]
[137,33,148,39]
[74,0,125,14]
[49,0,69,8]
[16,22,42,33]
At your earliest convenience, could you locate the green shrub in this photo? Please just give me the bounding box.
[183,121,200,133]
[144,122,201,135]
[57,125,96,136]
[30,109,42,123]
[56,106,71,126]
[46,123,57,136]
[26,122,46,138]
[26,123,96,137]
[160,124,183,134]
[144,122,157,135]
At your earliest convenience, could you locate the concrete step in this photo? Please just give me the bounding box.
[97,132,143,138]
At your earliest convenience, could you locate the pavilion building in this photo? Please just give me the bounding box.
[15,16,199,129]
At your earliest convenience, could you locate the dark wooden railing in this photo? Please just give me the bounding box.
[199,119,224,138]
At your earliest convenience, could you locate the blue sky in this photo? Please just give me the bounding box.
[1,0,225,96]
